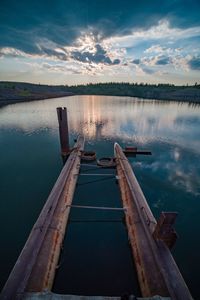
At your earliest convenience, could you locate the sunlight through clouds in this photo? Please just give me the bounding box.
[0,16,200,84]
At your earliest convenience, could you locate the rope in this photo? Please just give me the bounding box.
[80,163,100,167]
[77,175,115,186]
[81,166,113,173]
[69,219,123,223]
[66,204,127,211]
[78,173,115,176]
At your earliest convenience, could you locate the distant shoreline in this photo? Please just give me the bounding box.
[1,93,200,108]
[0,93,73,107]
[0,81,200,107]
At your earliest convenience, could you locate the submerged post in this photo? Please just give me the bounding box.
[57,107,70,155]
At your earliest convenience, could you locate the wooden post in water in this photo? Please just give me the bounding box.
[57,107,70,156]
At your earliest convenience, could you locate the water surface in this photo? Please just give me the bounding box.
[0,96,199,298]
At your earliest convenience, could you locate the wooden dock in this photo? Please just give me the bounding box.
[115,143,193,300]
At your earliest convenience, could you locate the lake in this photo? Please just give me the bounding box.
[0,95,199,298]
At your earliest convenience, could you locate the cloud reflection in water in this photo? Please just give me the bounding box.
[0,95,199,152]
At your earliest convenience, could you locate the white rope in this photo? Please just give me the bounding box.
[78,173,115,176]
[66,204,127,211]
[80,163,100,167]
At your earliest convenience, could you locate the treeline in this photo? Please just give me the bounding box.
[66,82,200,102]
[0,81,200,105]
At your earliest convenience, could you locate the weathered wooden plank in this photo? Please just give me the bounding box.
[1,136,84,300]
[114,143,193,300]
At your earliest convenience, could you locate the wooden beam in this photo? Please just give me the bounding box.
[114,142,193,300]
[1,136,84,300]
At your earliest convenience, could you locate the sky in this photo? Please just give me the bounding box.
[0,0,200,85]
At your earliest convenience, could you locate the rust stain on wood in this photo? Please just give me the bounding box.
[115,142,193,300]
[1,136,84,300]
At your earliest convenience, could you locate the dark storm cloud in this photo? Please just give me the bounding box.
[0,0,200,55]
[188,56,200,70]
[156,56,171,65]
[113,59,120,65]
[132,59,141,65]
[39,46,68,61]
[71,44,120,65]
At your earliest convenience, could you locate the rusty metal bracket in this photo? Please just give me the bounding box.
[153,212,178,249]
[123,146,152,156]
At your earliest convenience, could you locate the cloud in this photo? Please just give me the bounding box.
[188,56,200,70]
[155,56,171,65]
[131,55,170,70]
[103,20,200,49]
[169,169,200,196]
[101,20,200,74]
[1,0,200,58]
[130,42,195,72]
[0,44,69,62]
[144,45,182,55]
[113,59,121,65]
[71,43,120,65]
[0,5,200,80]
[41,62,82,74]
[132,59,140,65]
[141,67,155,75]
[40,48,68,61]
[0,33,121,68]
[145,45,168,54]
[0,47,31,58]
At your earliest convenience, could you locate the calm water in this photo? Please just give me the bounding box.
[0,95,200,298]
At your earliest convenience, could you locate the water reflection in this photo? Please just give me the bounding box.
[0,95,200,152]
[0,96,200,297]
[1,95,199,198]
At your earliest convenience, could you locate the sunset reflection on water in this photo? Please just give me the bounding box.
[0,95,199,151]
